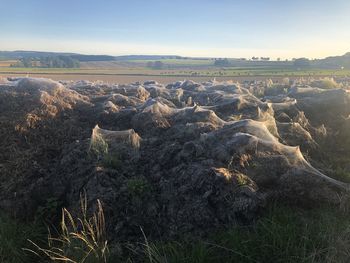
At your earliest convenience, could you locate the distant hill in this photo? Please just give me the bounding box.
[113,55,183,60]
[0,50,76,59]
[0,51,184,62]
[1,50,350,69]
[70,54,115,62]
[0,51,115,62]
[312,53,350,69]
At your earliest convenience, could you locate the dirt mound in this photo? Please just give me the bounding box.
[0,77,349,241]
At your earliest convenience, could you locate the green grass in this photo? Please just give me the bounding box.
[2,202,350,263]
[144,204,350,263]
[1,65,350,78]
[0,215,46,263]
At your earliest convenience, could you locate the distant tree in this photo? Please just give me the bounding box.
[59,56,79,68]
[277,58,281,61]
[11,55,80,68]
[39,56,79,68]
[293,58,311,68]
[252,57,259,61]
[11,57,32,67]
[11,60,23,67]
[152,61,164,69]
[22,57,32,67]
[214,58,230,66]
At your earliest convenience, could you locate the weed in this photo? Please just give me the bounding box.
[27,194,109,263]
[127,177,151,198]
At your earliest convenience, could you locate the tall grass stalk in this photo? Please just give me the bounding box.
[26,195,109,263]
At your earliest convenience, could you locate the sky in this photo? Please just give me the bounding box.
[0,0,350,59]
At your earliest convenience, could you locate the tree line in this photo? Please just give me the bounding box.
[11,56,80,68]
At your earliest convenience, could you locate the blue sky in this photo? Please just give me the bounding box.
[1,0,350,58]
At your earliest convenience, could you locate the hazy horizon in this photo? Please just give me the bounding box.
[1,49,349,61]
[1,0,350,59]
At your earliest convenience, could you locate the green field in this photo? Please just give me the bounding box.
[127,58,214,66]
[1,57,350,81]
[1,66,350,77]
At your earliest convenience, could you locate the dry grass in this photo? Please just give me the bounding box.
[26,194,109,263]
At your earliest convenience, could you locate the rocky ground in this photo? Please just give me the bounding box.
[1,77,350,242]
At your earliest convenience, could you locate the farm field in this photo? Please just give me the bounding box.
[0,73,289,84]
[1,65,350,83]
[2,56,350,82]
[0,60,17,67]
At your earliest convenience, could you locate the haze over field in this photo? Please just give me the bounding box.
[1,0,350,59]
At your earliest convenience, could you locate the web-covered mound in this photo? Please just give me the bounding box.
[0,78,92,216]
[0,78,90,130]
[201,122,347,193]
[81,79,349,238]
[90,125,141,161]
[1,77,349,241]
